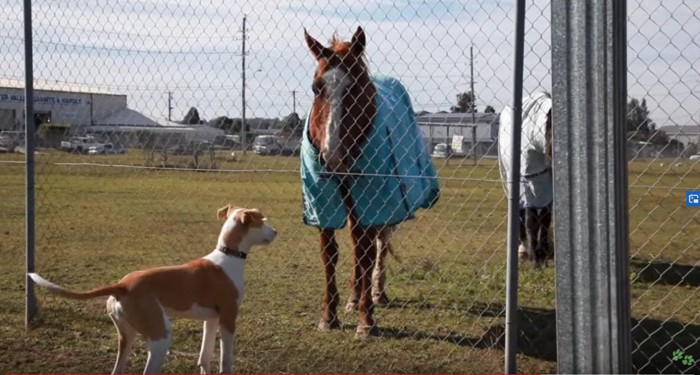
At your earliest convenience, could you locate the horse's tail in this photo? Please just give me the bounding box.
[378,226,401,263]
[28,273,126,300]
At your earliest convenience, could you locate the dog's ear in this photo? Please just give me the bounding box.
[217,205,230,222]
[238,209,265,225]
[217,204,241,222]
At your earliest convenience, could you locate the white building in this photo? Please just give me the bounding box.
[416,112,500,157]
[658,125,700,147]
[0,78,126,131]
[0,79,223,148]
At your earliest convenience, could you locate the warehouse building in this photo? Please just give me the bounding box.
[416,111,500,158]
[0,78,128,147]
[0,78,127,129]
[0,79,223,148]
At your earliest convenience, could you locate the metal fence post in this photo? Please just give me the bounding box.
[23,0,37,328]
[504,0,526,373]
[551,0,632,373]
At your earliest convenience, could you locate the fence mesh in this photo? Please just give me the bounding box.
[0,0,698,373]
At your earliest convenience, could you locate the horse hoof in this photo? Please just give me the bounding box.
[318,319,341,331]
[518,244,529,261]
[372,294,389,306]
[354,324,379,339]
[345,300,358,312]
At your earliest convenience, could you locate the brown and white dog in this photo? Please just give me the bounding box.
[28,204,277,374]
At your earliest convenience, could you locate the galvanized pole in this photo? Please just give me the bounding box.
[504,0,526,373]
[551,0,632,373]
[240,15,247,155]
[23,0,37,329]
[470,45,477,165]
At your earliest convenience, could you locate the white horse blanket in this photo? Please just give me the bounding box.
[300,74,440,229]
[498,91,553,209]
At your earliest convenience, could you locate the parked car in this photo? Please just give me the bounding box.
[0,130,25,153]
[88,143,125,155]
[431,143,454,159]
[252,135,282,155]
[60,136,103,154]
[689,154,700,161]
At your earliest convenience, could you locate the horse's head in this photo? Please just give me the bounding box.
[304,26,377,174]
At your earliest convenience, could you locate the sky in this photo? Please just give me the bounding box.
[1,0,699,127]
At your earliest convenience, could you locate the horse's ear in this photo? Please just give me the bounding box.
[351,26,366,55]
[304,28,332,60]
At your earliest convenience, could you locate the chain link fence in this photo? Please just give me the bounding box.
[0,0,697,373]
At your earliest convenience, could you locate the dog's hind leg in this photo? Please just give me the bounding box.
[107,297,137,374]
[219,328,236,374]
[133,302,172,374]
[144,336,171,374]
[198,318,219,374]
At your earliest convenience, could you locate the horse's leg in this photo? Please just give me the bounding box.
[350,220,379,338]
[518,208,530,261]
[527,208,542,266]
[537,205,554,264]
[344,246,362,312]
[372,227,391,306]
[524,207,540,266]
[347,226,391,310]
[319,228,341,331]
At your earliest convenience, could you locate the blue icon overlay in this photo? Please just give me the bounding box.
[687,191,700,207]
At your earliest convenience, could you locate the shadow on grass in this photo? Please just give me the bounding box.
[377,301,699,374]
[631,258,700,287]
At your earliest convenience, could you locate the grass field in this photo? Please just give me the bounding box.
[0,150,698,374]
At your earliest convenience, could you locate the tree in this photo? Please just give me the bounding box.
[230,119,248,134]
[626,98,656,139]
[208,116,234,133]
[281,112,303,135]
[484,105,496,114]
[181,107,201,124]
[451,91,477,113]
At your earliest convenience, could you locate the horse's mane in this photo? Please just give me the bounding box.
[328,33,371,72]
[329,33,351,53]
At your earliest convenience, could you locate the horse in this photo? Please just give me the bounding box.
[301,26,439,338]
[497,92,554,267]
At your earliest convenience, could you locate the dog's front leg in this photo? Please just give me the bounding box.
[198,319,219,374]
[219,328,235,374]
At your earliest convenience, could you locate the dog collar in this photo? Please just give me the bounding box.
[217,246,247,259]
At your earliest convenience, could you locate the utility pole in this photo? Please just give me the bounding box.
[167,91,173,122]
[470,45,477,165]
[292,90,297,114]
[240,15,249,155]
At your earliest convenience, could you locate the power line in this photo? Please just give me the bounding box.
[37,24,237,41]
[0,35,237,55]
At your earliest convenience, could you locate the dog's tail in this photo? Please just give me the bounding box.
[28,273,126,300]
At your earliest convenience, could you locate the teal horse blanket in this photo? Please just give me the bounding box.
[300,74,440,229]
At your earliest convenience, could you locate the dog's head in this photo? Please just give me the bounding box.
[216,204,277,252]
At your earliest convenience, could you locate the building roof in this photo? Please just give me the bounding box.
[417,112,499,126]
[0,78,117,95]
[96,108,159,127]
[658,125,699,136]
